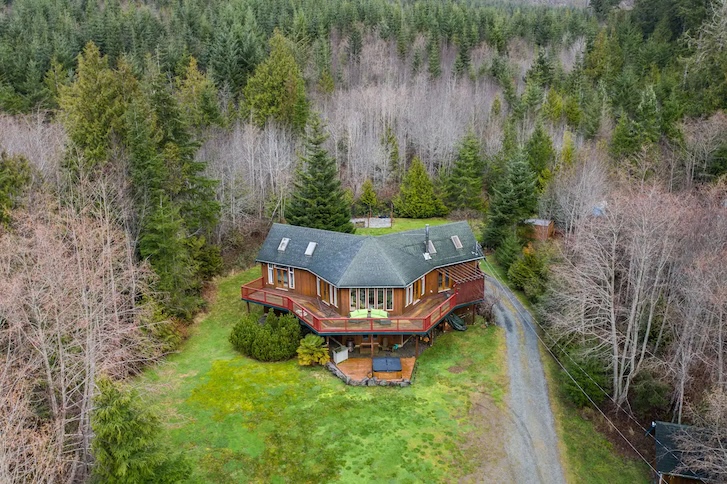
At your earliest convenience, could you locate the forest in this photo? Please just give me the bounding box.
[0,0,726,481]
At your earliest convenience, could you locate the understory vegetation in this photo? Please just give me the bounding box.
[1,0,726,480]
[229,311,301,362]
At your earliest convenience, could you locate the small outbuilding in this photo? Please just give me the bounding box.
[649,421,709,484]
[523,218,555,241]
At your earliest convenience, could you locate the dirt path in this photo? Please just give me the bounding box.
[485,275,566,484]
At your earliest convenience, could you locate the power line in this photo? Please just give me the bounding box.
[481,259,663,475]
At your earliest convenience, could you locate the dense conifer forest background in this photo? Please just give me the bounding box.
[1,0,726,481]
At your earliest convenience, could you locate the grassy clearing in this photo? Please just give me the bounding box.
[136,267,507,483]
[354,217,450,236]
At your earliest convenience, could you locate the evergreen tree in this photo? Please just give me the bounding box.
[524,123,555,191]
[139,196,202,320]
[383,125,401,184]
[394,157,447,218]
[91,377,191,484]
[0,152,32,225]
[427,36,441,79]
[482,152,537,248]
[243,30,309,132]
[359,179,378,218]
[59,42,138,171]
[443,131,484,211]
[175,57,220,129]
[286,116,354,233]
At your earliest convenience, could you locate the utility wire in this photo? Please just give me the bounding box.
[481,258,666,475]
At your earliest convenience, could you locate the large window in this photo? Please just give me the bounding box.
[317,277,337,307]
[406,277,425,306]
[349,288,394,312]
[268,264,294,289]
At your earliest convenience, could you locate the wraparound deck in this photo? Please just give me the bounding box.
[241,276,484,335]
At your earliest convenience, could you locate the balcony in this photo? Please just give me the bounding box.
[241,276,484,335]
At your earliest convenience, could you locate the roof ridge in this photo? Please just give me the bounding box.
[369,237,407,286]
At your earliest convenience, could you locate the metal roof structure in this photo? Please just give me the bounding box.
[256,221,484,288]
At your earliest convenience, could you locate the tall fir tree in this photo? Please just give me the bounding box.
[394,157,447,218]
[443,131,484,211]
[286,116,354,233]
[524,123,555,191]
[482,152,537,248]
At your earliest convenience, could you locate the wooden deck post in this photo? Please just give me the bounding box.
[246,301,250,313]
[415,336,419,357]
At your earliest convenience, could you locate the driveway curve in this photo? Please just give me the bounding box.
[485,274,566,484]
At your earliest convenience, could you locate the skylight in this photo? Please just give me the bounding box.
[451,235,463,249]
[423,252,432,260]
[278,238,290,251]
[305,241,317,256]
[427,240,436,254]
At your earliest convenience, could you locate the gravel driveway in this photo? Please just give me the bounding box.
[485,275,566,484]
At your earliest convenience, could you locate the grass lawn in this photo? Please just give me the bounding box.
[355,217,451,236]
[136,267,507,483]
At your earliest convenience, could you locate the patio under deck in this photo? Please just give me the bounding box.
[336,357,416,382]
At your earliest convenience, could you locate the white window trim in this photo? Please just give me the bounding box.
[288,268,295,289]
[316,277,321,296]
[267,264,274,284]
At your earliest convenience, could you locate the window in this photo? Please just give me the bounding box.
[349,288,394,311]
[438,269,451,291]
[407,278,425,306]
[427,240,436,254]
[278,237,290,251]
[269,264,293,289]
[305,242,317,256]
[317,277,336,307]
[451,235,463,249]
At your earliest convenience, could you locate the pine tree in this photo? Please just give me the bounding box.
[382,125,401,184]
[443,131,484,212]
[91,377,191,484]
[286,116,354,233]
[394,157,447,218]
[243,30,309,132]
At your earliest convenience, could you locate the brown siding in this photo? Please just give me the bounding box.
[260,263,268,287]
[425,271,438,297]
[393,287,406,315]
[294,269,318,297]
[337,288,349,315]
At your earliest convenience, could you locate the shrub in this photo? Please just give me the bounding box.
[560,352,609,408]
[631,372,671,419]
[508,245,548,301]
[91,377,191,484]
[297,334,329,366]
[230,311,301,361]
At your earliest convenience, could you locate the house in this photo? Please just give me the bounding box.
[649,421,709,484]
[241,221,485,358]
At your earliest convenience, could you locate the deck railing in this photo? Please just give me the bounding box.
[241,274,484,334]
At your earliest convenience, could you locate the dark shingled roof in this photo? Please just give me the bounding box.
[256,221,483,288]
[652,421,708,482]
